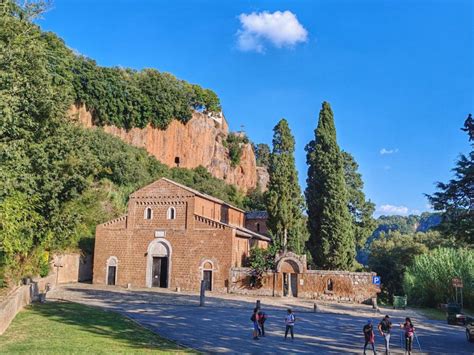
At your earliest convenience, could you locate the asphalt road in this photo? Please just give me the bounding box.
[50,284,473,354]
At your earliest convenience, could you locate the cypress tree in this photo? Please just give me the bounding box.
[266,119,307,253]
[305,102,355,269]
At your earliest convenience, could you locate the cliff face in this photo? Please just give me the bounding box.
[70,105,266,192]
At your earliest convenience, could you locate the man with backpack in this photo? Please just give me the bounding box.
[378,315,392,354]
[250,307,260,340]
[257,310,268,337]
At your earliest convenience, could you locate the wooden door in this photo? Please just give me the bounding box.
[290,273,298,297]
[107,266,116,285]
[203,270,212,291]
[152,257,168,288]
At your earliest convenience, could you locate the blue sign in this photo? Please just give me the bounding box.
[373,276,381,285]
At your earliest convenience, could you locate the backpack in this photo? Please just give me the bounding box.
[250,313,256,322]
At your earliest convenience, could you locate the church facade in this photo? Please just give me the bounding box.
[93,178,270,292]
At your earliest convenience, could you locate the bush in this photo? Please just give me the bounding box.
[403,248,474,307]
[225,133,249,167]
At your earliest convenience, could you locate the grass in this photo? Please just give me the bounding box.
[0,301,192,354]
[415,307,474,321]
[415,307,446,321]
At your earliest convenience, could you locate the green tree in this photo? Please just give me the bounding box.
[368,230,451,300]
[305,102,355,270]
[254,143,271,167]
[266,119,307,253]
[426,116,474,246]
[342,151,376,250]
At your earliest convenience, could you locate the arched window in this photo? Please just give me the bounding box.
[144,207,153,220]
[256,223,260,233]
[167,206,176,220]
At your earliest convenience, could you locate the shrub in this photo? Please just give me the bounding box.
[403,248,474,307]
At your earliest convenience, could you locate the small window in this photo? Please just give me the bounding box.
[167,207,176,220]
[256,223,260,233]
[327,279,334,292]
[145,207,153,220]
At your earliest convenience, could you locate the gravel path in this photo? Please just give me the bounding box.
[48,283,473,354]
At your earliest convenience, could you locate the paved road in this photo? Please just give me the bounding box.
[50,284,473,354]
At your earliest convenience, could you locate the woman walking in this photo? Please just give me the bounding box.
[401,317,415,354]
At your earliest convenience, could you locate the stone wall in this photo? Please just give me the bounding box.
[0,275,56,335]
[52,253,93,283]
[229,267,379,304]
[0,252,89,335]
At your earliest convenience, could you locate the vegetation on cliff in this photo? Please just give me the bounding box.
[0,1,238,287]
[224,133,249,167]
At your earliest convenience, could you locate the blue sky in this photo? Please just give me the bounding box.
[39,0,473,216]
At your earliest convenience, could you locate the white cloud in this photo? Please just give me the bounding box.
[236,10,308,53]
[380,148,399,155]
[377,204,409,216]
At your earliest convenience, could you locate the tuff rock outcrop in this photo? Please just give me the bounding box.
[69,104,268,192]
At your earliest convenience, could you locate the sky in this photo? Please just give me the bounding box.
[38,0,473,217]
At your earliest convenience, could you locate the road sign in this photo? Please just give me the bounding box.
[452,277,463,288]
[373,276,381,285]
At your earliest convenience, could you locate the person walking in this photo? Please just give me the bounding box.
[250,307,260,340]
[363,320,376,354]
[284,309,295,341]
[257,309,268,337]
[400,317,415,354]
[378,315,392,354]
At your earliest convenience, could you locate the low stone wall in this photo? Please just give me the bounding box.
[0,274,56,335]
[229,267,379,303]
[52,253,93,283]
[0,252,91,335]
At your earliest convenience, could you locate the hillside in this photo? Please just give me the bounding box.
[0,2,262,286]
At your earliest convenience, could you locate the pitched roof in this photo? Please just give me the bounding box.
[245,211,268,220]
[235,225,272,242]
[160,178,245,213]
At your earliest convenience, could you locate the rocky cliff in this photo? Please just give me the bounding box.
[70,105,267,192]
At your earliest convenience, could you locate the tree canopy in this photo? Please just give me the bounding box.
[426,115,474,246]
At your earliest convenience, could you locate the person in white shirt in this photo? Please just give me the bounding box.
[284,309,295,340]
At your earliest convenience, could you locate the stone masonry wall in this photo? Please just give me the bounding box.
[229,268,378,303]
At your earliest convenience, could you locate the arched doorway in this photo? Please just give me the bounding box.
[146,240,171,288]
[276,256,303,298]
[106,256,118,286]
[201,261,214,291]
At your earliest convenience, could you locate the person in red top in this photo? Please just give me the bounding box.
[401,317,415,354]
[363,320,376,354]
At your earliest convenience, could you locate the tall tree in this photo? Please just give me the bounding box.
[305,102,355,269]
[266,119,307,253]
[426,115,474,246]
[342,151,376,250]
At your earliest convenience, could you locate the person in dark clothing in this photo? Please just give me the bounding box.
[363,320,376,354]
[250,307,260,340]
[378,315,392,354]
[257,310,267,337]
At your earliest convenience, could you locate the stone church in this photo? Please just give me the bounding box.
[93,178,270,292]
